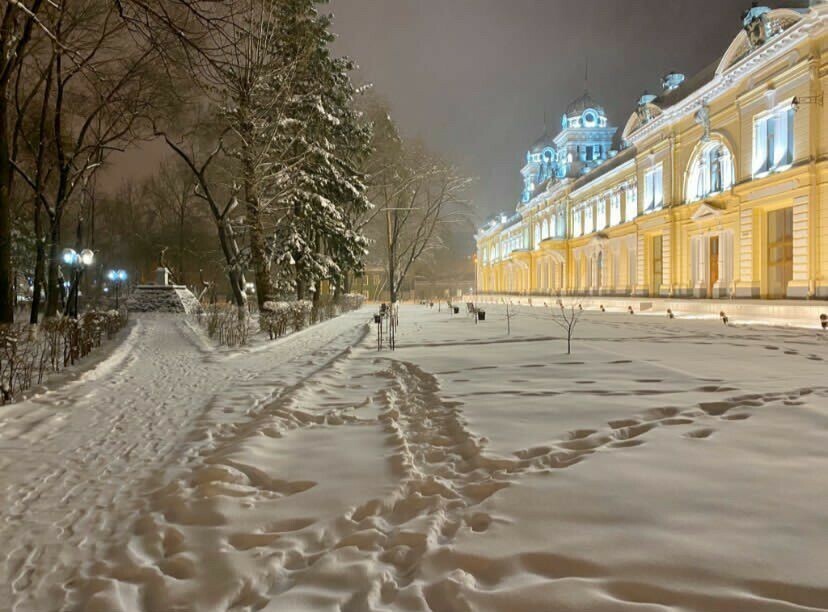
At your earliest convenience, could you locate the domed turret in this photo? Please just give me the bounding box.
[555,91,617,178]
[565,92,606,119]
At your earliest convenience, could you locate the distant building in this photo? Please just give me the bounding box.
[476,4,828,299]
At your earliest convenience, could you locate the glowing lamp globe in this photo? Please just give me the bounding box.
[80,249,95,266]
[62,248,78,266]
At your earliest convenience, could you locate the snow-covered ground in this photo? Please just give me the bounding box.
[1,305,827,611]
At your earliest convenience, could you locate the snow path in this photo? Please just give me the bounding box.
[0,312,371,612]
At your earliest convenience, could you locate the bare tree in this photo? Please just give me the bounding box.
[505,300,516,336]
[550,300,583,355]
[366,143,471,303]
[0,0,47,322]
[10,0,162,318]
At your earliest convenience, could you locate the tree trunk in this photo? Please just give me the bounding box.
[312,279,322,308]
[44,217,61,317]
[0,93,14,323]
[29,207,45,324]
[242,154,273,309]
[216,219,247,311]
[388,252,397,304]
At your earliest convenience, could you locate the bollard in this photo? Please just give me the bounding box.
[820,314,827,330]
[720,310,729,326]
[667,308,674,319]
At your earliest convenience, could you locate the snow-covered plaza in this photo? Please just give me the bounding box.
[1,305,827,611]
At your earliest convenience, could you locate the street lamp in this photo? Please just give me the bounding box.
[107,269,128,309]
[61,248,94,318]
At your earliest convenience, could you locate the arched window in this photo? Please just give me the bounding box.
[534,224,541,248]
[687,140,734,202]
[541,218,549,240]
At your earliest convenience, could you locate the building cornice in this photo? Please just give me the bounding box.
[628,9,820,147]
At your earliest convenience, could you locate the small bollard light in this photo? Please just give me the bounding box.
[820,314,827,330]
[720,310,729,326]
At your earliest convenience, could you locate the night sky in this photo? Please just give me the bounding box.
[328,0,807,221]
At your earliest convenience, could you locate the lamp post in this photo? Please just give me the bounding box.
[107,269,128,310]
[61,248,94,318]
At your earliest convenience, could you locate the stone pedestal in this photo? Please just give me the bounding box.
[155,267,171,286]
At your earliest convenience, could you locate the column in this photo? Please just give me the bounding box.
[735,206,759,298]
[787,195,810,298]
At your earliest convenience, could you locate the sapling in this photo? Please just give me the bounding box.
[550,301,583,355]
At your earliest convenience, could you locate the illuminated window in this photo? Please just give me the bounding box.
[687,142,733,202]
[584,206,594,234]
[644,164,663,211]
[610,193,622,226]
[625,185,638,222]
[596,200,607,230]
[753,105,794,177]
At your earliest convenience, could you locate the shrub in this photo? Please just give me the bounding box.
[0,310,128,405]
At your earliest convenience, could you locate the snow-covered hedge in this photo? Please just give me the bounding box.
[201,304,249,347]
[259,295,364,341]
[340,293,365,312]
[260,300,313,339]
[0,309,129,405]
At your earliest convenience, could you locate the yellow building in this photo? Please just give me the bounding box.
[476,4,827,301]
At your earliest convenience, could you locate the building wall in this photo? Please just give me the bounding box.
[476,5,828,300]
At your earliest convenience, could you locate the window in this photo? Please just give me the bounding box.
[644,164,663,211]
[584,206,594,235]
[541,218,549,240]
[556,211,566,237]
[753,106,794,177]
[610,192,622,226]
[688,142,733,202]
[534,224,540,248]
[573,210,583,237]
[625,184,638,222]
[596,200,607,230]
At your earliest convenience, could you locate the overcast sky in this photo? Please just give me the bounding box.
[328,0,806,220]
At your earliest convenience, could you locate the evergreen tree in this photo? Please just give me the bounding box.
[267,0,372,300]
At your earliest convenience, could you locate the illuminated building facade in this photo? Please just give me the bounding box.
[476,4,828,300]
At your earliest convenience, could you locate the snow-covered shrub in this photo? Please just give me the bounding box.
[260,301,291,339]
[340,293,365,312]
[203,303,250,347]
[290,300,313,331]
[0,310,129,405]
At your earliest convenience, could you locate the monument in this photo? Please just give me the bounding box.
[125,249,202,314]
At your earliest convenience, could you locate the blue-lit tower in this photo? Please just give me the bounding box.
[554,92,617,178]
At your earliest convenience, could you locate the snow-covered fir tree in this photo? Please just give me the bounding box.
[266,0,372,300]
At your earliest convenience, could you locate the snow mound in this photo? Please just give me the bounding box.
[126,285,202,314]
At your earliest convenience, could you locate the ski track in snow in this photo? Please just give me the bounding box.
[1,306,828,611]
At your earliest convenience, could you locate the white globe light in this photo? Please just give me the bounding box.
[62,248,78,265]
[107,270,116,281]
[117,270,127,281]
[80,249,94,266]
